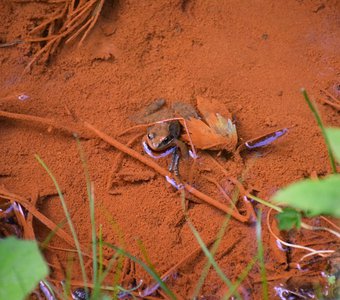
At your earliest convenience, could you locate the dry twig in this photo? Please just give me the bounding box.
[0,109,91,138]
[1,108,252,222]
[84,121,252,222]
[19,0,106,71]
[0,187,81,248]
[319,89,340,111]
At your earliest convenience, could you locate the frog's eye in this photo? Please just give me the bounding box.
[147,133,155,140]
[161,136,172,144]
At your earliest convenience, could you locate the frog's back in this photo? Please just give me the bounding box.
[131,99,200,124]
[173,101,200,119]
[130,98,173,124]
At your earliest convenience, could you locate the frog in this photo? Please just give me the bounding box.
[132,99,199,176]
[145,120,185,175]
[133,97,288,176]
[146,120,181,152]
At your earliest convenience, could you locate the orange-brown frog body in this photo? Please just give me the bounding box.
[133,99,200,174]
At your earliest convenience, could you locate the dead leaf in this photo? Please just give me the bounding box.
[197,96,232,122]
[90,40,118,61]
[180,97,237,151]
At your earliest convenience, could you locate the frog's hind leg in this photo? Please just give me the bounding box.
[169,147,181,176]
[174,139,189,159]
[129,98,170,124]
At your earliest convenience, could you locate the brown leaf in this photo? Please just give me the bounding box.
[181,117,237,151]
[181,97,237,151]
[197,96,233,127]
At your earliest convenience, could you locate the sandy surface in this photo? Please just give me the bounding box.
[0,0,339,298]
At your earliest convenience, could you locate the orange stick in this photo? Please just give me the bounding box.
[0,188,81,249]
[1,188,111,267]
[319,98,340,110]
[0,109,250,222]
[84,121,250,222]
[202,175,236,208]
[78,0,105,46]
[106,132,144,190]
[29,4,68,35]
[65,15,93,44]
[0,110,89,138]
[320,88,340,104]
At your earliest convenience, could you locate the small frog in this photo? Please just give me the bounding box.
[146,121,181,152]
[133,99,199,175]
[145,120,187,175]
[133,97,288,176]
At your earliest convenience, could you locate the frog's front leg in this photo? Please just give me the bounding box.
[168,139,188,176]
[169,147,180,176]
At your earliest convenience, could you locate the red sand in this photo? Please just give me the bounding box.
[1,1,339,298]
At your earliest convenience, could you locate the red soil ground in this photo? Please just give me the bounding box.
[0,0,339,299]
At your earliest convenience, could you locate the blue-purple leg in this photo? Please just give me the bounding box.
[169,147,180,176]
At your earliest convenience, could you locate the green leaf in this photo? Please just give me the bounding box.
[272,175,340,218]
[325,128,340,163]
[0,237,49,300]
[327,275,336,285]
[276,207,302,230]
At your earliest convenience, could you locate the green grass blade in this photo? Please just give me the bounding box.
[100,208,127,294]
[223,255,258,299]
[137,239,156,271]
[302,89,337,173]
[180,191,240,299]
[74,138,99,298]
[98,224,103,278]
[40,219,67,250]
[192,214,231,298]
[103,242,177,300]
[185,218,240,299]
[35,155,88,294]
[97,252,120,294]
[111,253,124,298]
[256,210,268,300]
[63,253,74,300]
[247,194,282,212]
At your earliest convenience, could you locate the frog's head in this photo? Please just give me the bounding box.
[146,122,180,151]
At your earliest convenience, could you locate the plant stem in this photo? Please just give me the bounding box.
[35,155,88,295]
[180,191,241,299]
[223,256,258,299]
[256,210,268,300]
[104,243,177,300]
[192,213,231,298]
[247,194,282,212]
[302,89,337,173]
[75,138,98,298]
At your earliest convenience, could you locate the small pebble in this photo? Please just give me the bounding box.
[261,33,269,40]
[18,94,29,101]
[264,117,277,127]
[64,71,75,81]
[72,288,90,300]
